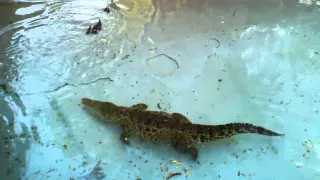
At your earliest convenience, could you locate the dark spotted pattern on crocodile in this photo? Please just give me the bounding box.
[81,98,284,160]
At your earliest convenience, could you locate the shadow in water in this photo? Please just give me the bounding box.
[0,2,45,179]
[0,92,31,179]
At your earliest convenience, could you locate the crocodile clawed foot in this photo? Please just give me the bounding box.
[120,135,130,145]
[190,149,198,161]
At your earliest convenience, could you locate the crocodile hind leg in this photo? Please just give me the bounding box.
[172,137,198,160]
[172,113,192,124]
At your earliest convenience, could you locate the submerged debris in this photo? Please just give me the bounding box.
[86,26,92,34]
[169,159,182,165]
[208,37,220,48]
[104,7,110,13]
[166,172,182,180]
[86,19,102,35]
[104,0,120,13]
[96,19,102,30]
[183,168,191,176]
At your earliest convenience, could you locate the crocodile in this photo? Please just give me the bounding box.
[81,98,284,160]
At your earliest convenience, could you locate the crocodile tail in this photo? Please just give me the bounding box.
[191,123,284,143]
[226,123,284,136]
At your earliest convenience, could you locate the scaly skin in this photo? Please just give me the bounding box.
[81,98,284,160]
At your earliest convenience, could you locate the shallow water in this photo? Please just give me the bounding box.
[1,0,320,179]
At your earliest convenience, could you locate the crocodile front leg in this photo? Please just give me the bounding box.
[172,137,198,160]
[120,124,132,145]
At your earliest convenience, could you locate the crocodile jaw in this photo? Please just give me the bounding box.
[81,98,122,123]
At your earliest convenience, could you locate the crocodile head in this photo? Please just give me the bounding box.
[81,98,122,123]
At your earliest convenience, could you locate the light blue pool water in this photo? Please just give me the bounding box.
[0,0,320,179]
